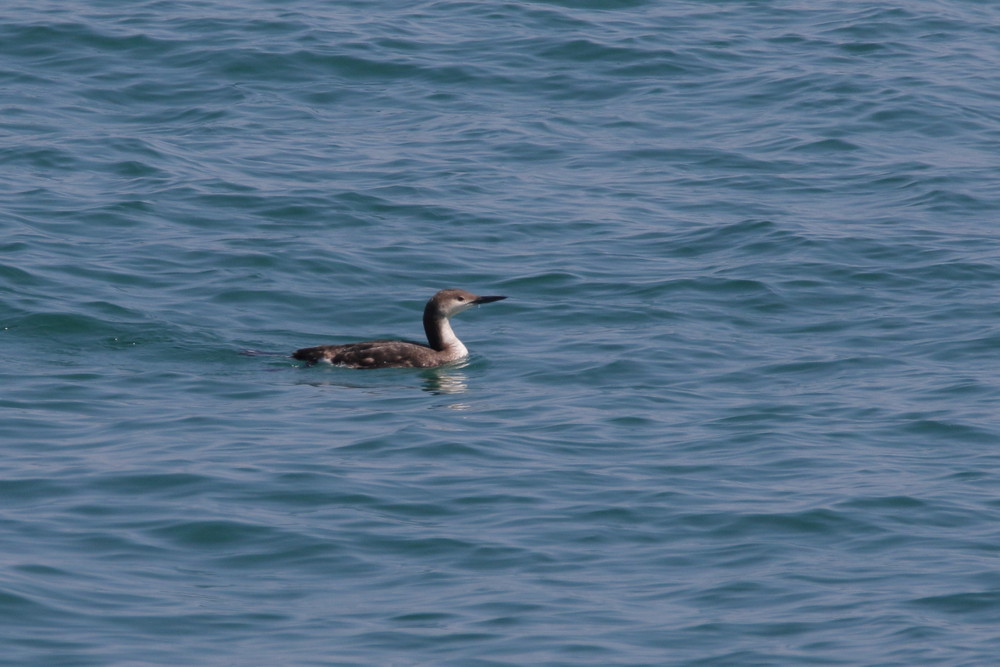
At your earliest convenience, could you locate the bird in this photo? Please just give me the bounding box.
[292,288,507,369]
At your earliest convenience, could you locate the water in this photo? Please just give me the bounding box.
[3,0,1000,664]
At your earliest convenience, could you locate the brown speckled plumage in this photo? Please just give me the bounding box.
[292,289,507,369]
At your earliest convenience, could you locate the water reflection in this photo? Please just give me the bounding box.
[419,365,469,396]
[283,357,473,400]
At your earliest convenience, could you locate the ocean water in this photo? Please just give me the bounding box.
[2,0,1000,663]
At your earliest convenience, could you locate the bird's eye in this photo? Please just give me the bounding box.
[457,296,465,301]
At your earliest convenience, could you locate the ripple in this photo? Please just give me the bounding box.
[3,0,1000,664]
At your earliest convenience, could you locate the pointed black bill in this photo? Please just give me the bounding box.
[473,295,507,304]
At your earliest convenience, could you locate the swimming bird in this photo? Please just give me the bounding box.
[292,288,507,369]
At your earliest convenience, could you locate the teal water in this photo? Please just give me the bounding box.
[3,1,1000,664]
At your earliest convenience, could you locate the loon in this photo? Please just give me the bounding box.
[292,289,507,369]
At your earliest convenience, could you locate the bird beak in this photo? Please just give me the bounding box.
[473,295,507,304]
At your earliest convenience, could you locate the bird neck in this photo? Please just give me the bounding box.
[423,307,463,353]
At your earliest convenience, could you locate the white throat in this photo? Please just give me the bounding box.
[436,318,468,359]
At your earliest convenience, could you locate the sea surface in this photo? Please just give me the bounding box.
[2,1,1000,664]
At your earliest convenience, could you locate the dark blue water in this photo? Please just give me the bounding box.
[3,1,1000,664]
